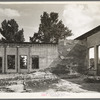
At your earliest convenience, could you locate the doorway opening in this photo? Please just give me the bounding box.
[0,57,2,73]
[89,47,94,69]
[97,46,100,75]
[32,56,39,69]
[7,55,15,69]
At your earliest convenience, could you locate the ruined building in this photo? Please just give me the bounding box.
[58,25,100,75]
[0,25,100,75]
[75,25,100,75]
[0,43,58,73]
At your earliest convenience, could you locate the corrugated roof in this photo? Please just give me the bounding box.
[75,25,100,40]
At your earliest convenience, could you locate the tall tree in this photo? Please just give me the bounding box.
[30,12,72,43]
[0,19,25,42]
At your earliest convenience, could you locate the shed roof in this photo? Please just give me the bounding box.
[75,25,100,40]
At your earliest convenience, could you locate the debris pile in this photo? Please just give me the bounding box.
[43,64,80,79]
[0,71,59,92]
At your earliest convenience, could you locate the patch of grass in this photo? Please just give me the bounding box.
[59,74,80,79]
[25,78,59,92]
[49,64,70,75]
[0,87,15,92]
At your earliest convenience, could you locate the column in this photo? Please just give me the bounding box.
[28,46,31,73]
[16,46,18,73]
[4,46,6,73]
[87,48,90,69]
[94,45,98,72]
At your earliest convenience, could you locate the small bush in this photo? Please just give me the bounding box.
[50,64,70,75]
[84,76,100,83]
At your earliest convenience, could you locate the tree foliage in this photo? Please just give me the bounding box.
[0,19,25,42]
[30,12,72,43]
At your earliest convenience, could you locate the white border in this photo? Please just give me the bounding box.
[0,1,100,98]
[0,93,100,98]
[0,1,99,4]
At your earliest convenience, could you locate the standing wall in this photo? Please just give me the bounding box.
[0,43,58,73]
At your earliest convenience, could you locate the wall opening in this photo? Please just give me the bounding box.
[0,57,2,73]
[98,46,100,64]
[20,55,27,69]
[89,47,94,69]
[7,55,15,69]
[97,46,100,75]
[32,56,39,69]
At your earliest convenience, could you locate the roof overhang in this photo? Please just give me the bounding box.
[75,25,100,40]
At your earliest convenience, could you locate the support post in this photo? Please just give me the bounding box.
[94,46,98,75]
[4,46,6,73]
[16,46,19,73]
[28,46,31,73]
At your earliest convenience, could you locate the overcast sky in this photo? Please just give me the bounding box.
[0,2,100,41]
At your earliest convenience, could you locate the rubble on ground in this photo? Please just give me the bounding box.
[43,64,81,79]
[0,71,59,92]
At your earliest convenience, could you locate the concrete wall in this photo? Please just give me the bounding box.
[0,43,58,73]
[6,47,17,73]
[30,44,58,70]
[87,31,100,47]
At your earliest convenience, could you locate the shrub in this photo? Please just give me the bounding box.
[50,64,70,75]
[84,76,100,83]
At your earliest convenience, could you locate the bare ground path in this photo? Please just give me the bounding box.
[0,73,99,93]
[45,78,99,93]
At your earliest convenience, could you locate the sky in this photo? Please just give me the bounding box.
[0,2,100,41]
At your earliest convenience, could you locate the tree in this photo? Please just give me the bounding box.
[0,19,25,42]
[30,12,72,43]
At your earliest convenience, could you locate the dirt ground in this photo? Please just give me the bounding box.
[0,73,99,93]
